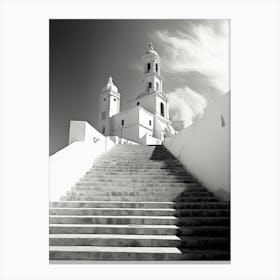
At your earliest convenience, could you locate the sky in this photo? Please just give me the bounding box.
[50,19,229,155]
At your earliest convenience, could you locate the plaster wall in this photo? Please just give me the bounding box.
[152,75,162,92]
[109,94,120,117]
[112,125,139,143]
[111,107,139,130]
[100,92,108,113]
[139,125,153,138]
[163,94,230,201]
[139,107,154,131]
[140,134,162,145]
[111,107,155,143]
[132,94,156,114]
[156,94,168,119]
[50,121,115,201]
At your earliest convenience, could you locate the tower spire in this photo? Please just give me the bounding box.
[141,43,162,93]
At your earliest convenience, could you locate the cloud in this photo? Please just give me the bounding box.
[167,86,207,127]
[155,20,229,93]
[151,20,229,126]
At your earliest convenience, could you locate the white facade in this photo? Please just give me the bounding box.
[50,121,116,201]
[98,43,175,144]
[163,93,230,201]
[98,76,121,136]
[110,106,154,144]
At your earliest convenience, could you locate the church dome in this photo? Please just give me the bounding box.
[103,76,118,92]
[145,43,159,56]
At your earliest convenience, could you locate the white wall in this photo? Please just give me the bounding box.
[68,121,86,144]
[50,121,115,201]
[139,107,154,131]
[164,94,230,201]
[156,94,168,119]
[111,107,139,129]
[111,108,139,143]
[140,134,162,145]
[138,125,152,138]
[109,136,139,145]
[111,106,154,144]
[131,93,156,115]
[109,94,120,117]
[115,125,139,143]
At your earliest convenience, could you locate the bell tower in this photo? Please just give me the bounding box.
[98,76,120,135]
[135,43,169,121]
[141,43,163,94]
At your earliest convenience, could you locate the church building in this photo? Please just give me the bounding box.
[98,43,175,145]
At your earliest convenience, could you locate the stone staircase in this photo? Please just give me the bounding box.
[49,145,230,261]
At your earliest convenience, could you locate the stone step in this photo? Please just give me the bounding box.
[176,209,229,217]
[51,201,176,209]
[93,160,180,164]
[49,224,229,236]
[93,155,176,158]
[49,234,180,247]
[92,164,184,168]
[49,246,181,261]
[75,182,198,188]
[175,202,229,209]
[62,195,219,202]
[50,201,229,209]
[90,167,187,171]
[88,170,188,174]
[93,163,180,166]
[178,226,230,236]
[99,156,174,158]
[50,207,175,216]
[50,234,229,249]
[97,156,175,160]
[100,151,169,154]
[177,217,229,226]
[49,224,178,235]
[49,246,229,261]
[72,185,202,192]
[66,191,212,198]
[91,163,185,167]
[84,174,192,179]
[178,249,230,260]
[179,236,229,249]
[86,171,190,176]
[49,207,228,217]
[80,178,196,184]
[50,215,229,226]
[50,215,178,225]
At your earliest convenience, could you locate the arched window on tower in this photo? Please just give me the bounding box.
[160,102,165,117]
[148,82,152,91]
[156,82,159,91]
[156,63,158,72]
[147,63,151,73]
[102,126,105,134]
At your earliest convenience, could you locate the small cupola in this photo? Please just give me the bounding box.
[145,43,159,57]
[103,76,118,93]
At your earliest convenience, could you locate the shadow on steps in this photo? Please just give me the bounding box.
[149,145,231,261]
